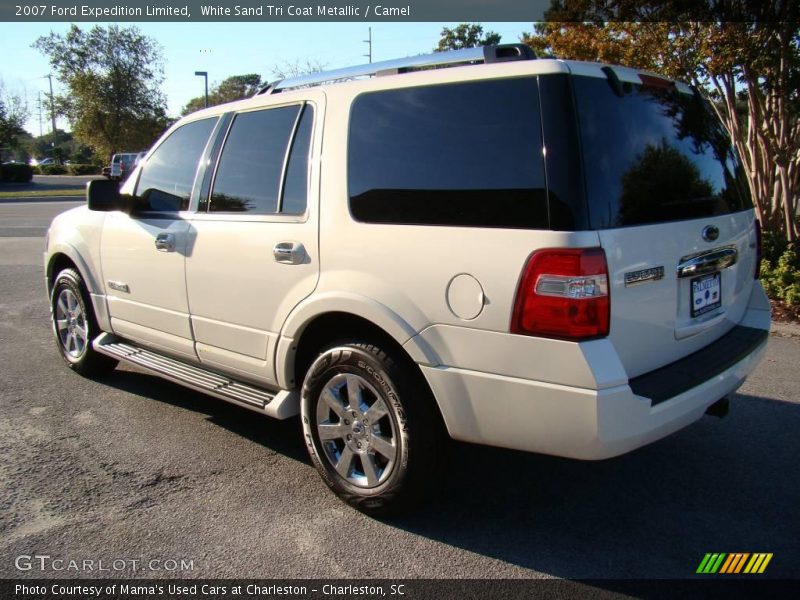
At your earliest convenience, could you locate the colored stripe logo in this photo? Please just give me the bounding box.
[697,553,773,574]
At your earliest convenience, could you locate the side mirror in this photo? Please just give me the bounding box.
[86,179,127,212]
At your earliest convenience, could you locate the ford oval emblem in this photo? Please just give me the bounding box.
[702,225,720,242]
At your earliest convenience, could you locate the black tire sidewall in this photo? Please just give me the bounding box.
[50,268,116,377]
[52,270,92,366]
[301,344,416,512]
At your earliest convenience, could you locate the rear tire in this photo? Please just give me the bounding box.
[301,342,440,515]
[51,268,117,377]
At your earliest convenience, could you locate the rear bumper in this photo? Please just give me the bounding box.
[421,337,766,459]
[418,286,770,460]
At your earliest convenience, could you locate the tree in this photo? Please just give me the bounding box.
[269,59,327,80]
[182,74,263,115]
[0,80,29,162]
[524,2,800,243]
[34,25,169,161]
[181,61,329,115]
[435,23,501,52]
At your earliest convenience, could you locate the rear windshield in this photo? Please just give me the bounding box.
[573,75,751,229]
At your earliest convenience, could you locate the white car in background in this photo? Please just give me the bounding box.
[109,152,142,181]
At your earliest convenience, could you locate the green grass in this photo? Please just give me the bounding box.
[0,189,84,199]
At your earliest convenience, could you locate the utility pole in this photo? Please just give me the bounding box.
[38,91,43,138]
[46,74,57,152]
[363,27,372,63]
[194,71,209,108]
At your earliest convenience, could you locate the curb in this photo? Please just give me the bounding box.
[770,321,800,338]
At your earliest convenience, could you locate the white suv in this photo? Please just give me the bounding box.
[45,45,770,513]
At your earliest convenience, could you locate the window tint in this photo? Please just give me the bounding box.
[134,117,217,212]
[573,76,751,229]
[210,105,301,213]
[348,78,547,228]
[281,105,314,215]
[538,74,587,230]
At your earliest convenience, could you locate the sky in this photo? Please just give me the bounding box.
[0,21,532,136]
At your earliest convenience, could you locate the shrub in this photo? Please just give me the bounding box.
[40,164,68,175]
[761,229,787,265]
[0,162,34,183]
[761,243,800,306]
[67,163,101,176]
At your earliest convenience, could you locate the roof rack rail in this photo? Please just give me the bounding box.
[256,44,536,96]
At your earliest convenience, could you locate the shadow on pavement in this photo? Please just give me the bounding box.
[99,369,310,465]
[95,366,800,580]
[385,391,800,580]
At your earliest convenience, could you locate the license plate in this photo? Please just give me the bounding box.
[691,272,721,318]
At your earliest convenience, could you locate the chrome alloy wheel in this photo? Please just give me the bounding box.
[315,373,398,488]
[55,288,88,359]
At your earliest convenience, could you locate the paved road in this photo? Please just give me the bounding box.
[1,198,799,583]
[0,200,82,237]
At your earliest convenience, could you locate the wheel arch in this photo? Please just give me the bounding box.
[47,247,110,332]
[46,244,100,296]
[289,312,398,388]
[279,294,439,385]
[288,310,449,454]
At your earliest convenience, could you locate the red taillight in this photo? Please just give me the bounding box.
[511,248,610,341]
[754,219,762,279]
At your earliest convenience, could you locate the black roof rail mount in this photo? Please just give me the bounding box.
[483,44,537,63]
[601,66,630,97]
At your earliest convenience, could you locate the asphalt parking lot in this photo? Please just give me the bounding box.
[1,199,799,583]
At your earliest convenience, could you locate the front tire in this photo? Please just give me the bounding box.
[51,268,117,377]
[301,342,440,515]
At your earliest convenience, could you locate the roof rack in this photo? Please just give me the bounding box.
[256,44,536,95]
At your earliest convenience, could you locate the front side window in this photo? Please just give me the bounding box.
[134,117,218,212]
[210,104,311,214]
[348,77,547,228]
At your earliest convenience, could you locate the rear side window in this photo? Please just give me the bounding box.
[281,105,314,215]
[134,117,217,212]
[348,78,547,228]
[210,104,311,214]
[573,76,751,229]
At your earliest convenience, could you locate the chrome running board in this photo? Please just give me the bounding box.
[93,333,299,419]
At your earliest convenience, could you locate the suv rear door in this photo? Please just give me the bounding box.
[569,67,758,378]
[184,95,323,386]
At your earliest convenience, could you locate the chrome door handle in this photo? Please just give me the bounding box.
[677,246,737,278]
[155,233,176,252]
[273,241,305,265]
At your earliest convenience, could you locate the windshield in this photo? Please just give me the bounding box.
[573,75,751,229]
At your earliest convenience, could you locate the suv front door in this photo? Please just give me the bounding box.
[100,117,219,360]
